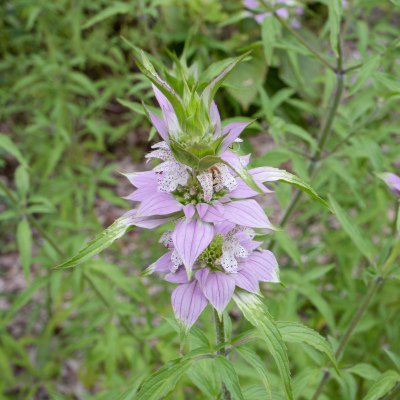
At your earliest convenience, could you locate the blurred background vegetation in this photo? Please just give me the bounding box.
[1,0,400,399]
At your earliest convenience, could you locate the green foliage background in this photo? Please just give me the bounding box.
[1,0,400,399]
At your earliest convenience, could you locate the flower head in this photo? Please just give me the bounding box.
[146,221,280,334]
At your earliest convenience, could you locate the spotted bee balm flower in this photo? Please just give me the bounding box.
[143,221,279,336]
[54,50,335,400]
[112,50,332,338]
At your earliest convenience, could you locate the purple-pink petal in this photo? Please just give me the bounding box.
[245,250,279,282]
[202,271,235,318]
[136,193,183,217]
[201,204,226,223]
[196,203,209,219]
[385,172,400,198]
[248,166,286,183]
[229,177,271,199]
[123,171,156,188]
[165,266,193,283]
[145,106,169,143]
[223,199,276,229]
[215,221,236,236]
[195,267,211,289]
[218,121,254,154]
[172,280,209,336]
[254,12,273,23]
[125,182,159,201]
[152,83,174,112]
[172,218,215,277]
[183,204,196,219]
[152,252,174,273]
[230,268,260,294]
[134,214,181,229]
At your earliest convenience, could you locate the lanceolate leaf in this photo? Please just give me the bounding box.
[328,194,374,262]
[136,60,187,130]
[363,370,400,400]
[251,167,333,212]
[214,356,245,400]
[201,51,252,114]
[16,219,32,282]
[277,321,339,374]
[0,133,29,167]
[133,358,193,400]
[169,140,200,168]
[236,346,272,399]
[233,289,293,400]
[54,220,134,269]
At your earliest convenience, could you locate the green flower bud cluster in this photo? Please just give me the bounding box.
[172,177,226,206]
[198,233,224,266]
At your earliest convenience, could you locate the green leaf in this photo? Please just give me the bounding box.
[16,219,32,283]
[198,155,224,171]
[186,143,215,158]
[117,98,162,119]
[182,347,213,361]
[15,165,29,201]
[277,321,339,374]
[297,284,336,330]
[164,317,211,348]
[200,51,252,115]
[273,231,303,268]
[348,363,381,381]
[50,394,66,400]
[116,376,145,400]
[383,348,400,372]
[256,167,333,212]
[88,260,142,301]
[261,16,275,64]
[259,86,273,123]
[328,0,342,56]
[221,156,264,195]
[187,359,219,398]
[284,124,318,152]
[169,140,200,168]
[214,356,245,400]
[54,219,133,269]
[233,289,293,400]
[347,55,380,96]
[68,71,98,97]
[136,60,187,130]
[236,346,272,399]
[328,194,374,262]
[82,2,131,29]
[5,276,49,323]
[0,133,28,167]
[133,358,193,400]
[363,370,400,400]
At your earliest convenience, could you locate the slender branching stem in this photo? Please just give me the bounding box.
[324,107,381,158]
[311,240,400,400]
[267,40,344,243]
[213,308,231,400]
[259,0,336,71]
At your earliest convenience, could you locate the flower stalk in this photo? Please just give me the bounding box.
[213,308,231,400]
[311,240,400,400]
